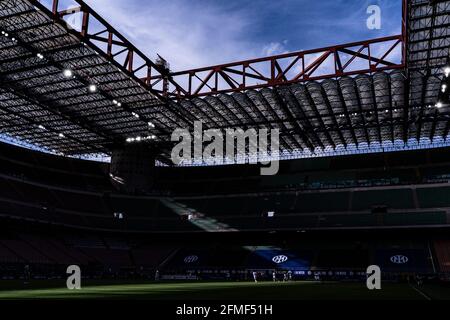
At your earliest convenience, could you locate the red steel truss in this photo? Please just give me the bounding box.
[32,0,406,101]
[153,36,405,98]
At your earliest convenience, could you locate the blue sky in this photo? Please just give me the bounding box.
[85,0,402,71]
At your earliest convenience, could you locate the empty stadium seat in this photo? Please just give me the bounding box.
[383,211,447,226]
[417,186,450,208]
[352,188,414,210]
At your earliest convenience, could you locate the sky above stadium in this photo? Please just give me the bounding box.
[83,0,402,71]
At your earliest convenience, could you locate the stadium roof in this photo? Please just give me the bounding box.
[0,0,188,160]
[0,0,449,163]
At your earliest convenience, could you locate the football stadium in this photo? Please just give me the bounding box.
[1,0,450,304]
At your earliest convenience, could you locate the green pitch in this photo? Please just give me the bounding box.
[0,280,445,300]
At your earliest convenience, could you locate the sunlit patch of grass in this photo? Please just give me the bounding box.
[0,281,431,300]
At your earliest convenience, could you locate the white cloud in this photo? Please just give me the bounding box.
[261,41,289,56]
[84,0,281,71]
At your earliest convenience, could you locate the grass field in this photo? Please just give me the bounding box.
[0,280,447,300]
